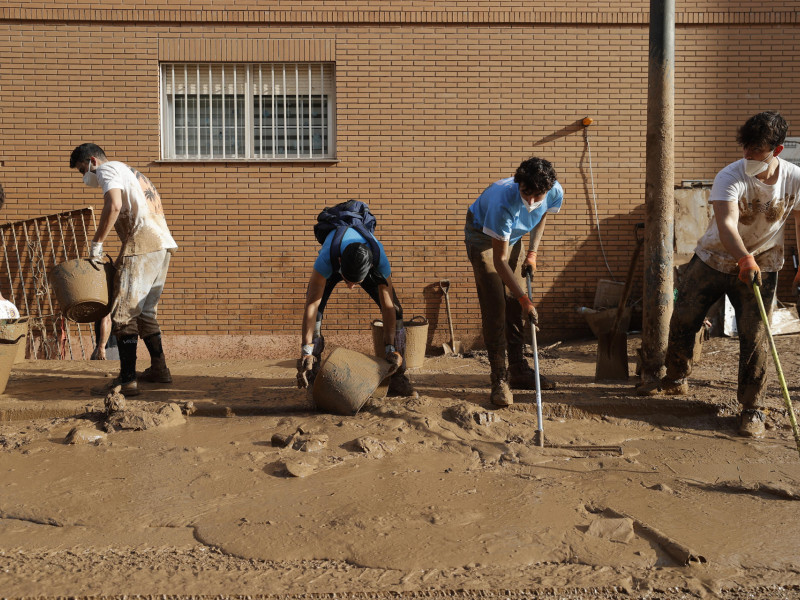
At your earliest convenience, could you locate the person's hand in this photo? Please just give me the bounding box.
[91,345,106,360]
[737,255,762,286]
[296,354,317,389]
[385,345,403,376]
[518,295,538,324]
[521,250,537,278]
[88,242,104,269]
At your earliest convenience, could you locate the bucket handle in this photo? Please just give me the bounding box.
[406,315,428,327]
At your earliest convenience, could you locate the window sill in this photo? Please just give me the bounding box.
[155,158,340,165]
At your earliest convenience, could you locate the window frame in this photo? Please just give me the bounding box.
[159,62,336,162]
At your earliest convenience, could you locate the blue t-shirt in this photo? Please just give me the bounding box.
[468,177,563,244]
[313,228,392,280]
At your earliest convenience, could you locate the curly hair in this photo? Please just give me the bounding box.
[736,111,788,150]
[514,157,557,196]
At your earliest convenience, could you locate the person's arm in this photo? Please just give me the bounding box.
[713,200,761,285]
[301,270,327,347]
[377,277,397,347]
[712,201,749,261]
[492,238,526,299]
[92,189,122,244]
[522,214,548,275]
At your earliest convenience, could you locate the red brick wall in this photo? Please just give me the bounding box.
[1,5,799,356]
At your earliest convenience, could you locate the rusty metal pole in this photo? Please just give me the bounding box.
[641,0,675,383]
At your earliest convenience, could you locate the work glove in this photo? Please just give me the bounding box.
[384,344,403,376]
[737,254,762,286]
[296,354,317,389]
[88,242,104,269]
[518,295,538,324]
[521,250,537,278]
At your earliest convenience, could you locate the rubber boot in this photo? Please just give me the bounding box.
[92,334,139,396]
[508,343,556,390]
[387,322,419,398]
[140,333,172,384]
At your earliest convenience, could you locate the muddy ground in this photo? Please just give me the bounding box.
[2,333,800,600]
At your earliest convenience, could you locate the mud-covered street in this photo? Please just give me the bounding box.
[2,335,800,599]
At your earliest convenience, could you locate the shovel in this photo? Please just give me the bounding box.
[526,271,545,447]
[752,282,800,459]
[440,279,462,355]
[595,224,644,381]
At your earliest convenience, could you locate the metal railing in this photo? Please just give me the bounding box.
[1,207,96,359]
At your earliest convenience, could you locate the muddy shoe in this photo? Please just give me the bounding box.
[635,378,688,396]
[139,366,173,384]
[490,375,513,407]
[387,372,419,398]
[738,408,766,438]
[91,377,139,397]
[508,362,556,391]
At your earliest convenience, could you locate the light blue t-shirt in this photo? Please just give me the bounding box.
[469,178,563,244]
[313,228,392,280]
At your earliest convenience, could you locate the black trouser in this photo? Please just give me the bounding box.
[665,254,777,409]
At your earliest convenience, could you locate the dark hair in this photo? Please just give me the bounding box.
[69,143,107,168]
[736,111,788,150]
[514,157,557,196]
[340,243,373,283]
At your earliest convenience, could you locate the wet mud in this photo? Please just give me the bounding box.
[2,334,800,598]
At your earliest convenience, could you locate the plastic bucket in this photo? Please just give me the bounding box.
[312,347,393,415]
[0,318,28,363]
[372,316,428,369]
[50,259,113,323]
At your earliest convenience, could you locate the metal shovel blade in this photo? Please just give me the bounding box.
[595,307,632,381]
[440,279,462,355]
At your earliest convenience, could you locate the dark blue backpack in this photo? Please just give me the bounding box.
[314,200,381,269]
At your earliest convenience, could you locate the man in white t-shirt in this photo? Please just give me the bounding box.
[70,143,178,396]
[637,112,800,438]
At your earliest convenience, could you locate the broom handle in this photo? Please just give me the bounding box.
[752,282,800,459]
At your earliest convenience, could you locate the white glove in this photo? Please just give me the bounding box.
[89,242,103,268]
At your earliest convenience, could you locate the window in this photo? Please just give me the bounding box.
[160,62,335,160]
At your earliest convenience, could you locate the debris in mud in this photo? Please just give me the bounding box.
[271,428,329,452]
[586,517,635,543]
[65,426,107,445]
[103,387,126,413]
[353,436,396,458]
[103,399,186,432]
[281,456,319,477]
[444,403,501,431]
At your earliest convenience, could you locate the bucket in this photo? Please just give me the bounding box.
[371,316,429,369]
[50,259,113,323]
[0,318,29,363]
[312,347,393,415]
[0,318,27,393]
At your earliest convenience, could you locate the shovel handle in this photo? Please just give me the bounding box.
[442,285,456,347]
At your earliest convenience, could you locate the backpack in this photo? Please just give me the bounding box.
[314,200,381,270]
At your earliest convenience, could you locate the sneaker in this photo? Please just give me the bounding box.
[387,372,419,398]
[738,408,766,438]
[138,366,173,384]
[90,377,139,397]
[508,362,557,391]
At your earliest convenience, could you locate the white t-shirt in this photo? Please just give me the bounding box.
[0,299,20,319]
[95,161,178,257]
[695,157,800,273]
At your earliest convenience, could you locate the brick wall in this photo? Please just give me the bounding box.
[1,5,799,357]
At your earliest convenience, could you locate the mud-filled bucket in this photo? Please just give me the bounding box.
[0,318,27,393]
[50,259,113,323]
[371,316,429,369]
[312,347,393,415]
[0,318,29,363]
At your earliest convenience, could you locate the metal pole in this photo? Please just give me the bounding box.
[641,0,675,382]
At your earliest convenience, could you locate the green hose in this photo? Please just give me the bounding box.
[752,282,800,459]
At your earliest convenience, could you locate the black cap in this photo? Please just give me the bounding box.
[340,243,373,283]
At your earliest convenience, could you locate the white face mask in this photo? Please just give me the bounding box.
[743,153,773,178]
[83,162,100,188]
